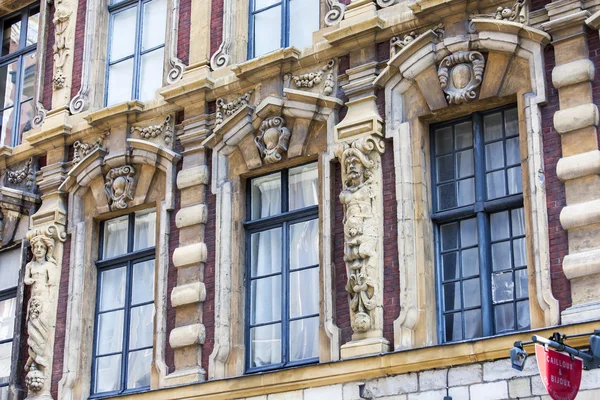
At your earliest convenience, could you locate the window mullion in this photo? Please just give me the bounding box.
[133,1,143,100]
[122,258,133,393]
[281,0,288,48]
[282,220,289,365]
[10,54,23,147]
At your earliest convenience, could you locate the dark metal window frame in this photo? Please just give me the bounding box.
[90,212,155,398]
[105,0,166,106]
[431,105,528,344]
[243,164,319,374]
[0,3,39,147]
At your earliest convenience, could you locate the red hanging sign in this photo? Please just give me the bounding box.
[535,344,582,400]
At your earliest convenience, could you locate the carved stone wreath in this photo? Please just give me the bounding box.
[255,116,291,164]
[104,165,136,211]
[438,51,485,105]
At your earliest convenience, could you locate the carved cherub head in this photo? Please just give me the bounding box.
[104,165,136,211]
[255,116,292,164]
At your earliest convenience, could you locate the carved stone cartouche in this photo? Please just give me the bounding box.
[438,51,485,105]
[255,116,292,164]
[104,165,136,211]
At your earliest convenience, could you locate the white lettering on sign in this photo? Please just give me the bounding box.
[546,355,574,370]
[551,375,572,387]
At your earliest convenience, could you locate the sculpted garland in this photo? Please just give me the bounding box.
[336,136,385,333]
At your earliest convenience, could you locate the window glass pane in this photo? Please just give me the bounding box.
[289,0,319,50]
[515,269,528,298]
[127,349,152,389]
[133,210,156,251]
[0,385,8,399]
[103,216,129,259]
[255,0,280,9]
[456,150,473,178]
[436,154,454,182]
[442,252,458,280]
[517,300,530,330]
[486,170,506,199]
[490,211,509,241]
[253,6,281,57]
[504,108,519,137]
[139,47,164,102]
[460,218,477,247]
[0,298,16,341]
[513,238,526,268]
[440,223,458,251]
[0,61,18,108]
[95,355,121,393]
[492,271,514,303]
[511,208,525,236]
[454,121,472,149]
[438,182,456,210]
[251,172,281,219]
[96,310,124,355]
[2,17,20,56]
[435,126,452,154]
[289,163,318,211]
[0,248,21,291]
[132,260,155,305]
[507,166,522,195]
[289,219,318,270]
[485,141,504,171]
[18,98,33,138]
[26,8,39,46]
[0,342,12,382]
[142,0,167,51]
[463,278,480,308]
[21,51,36,100]
[443,282,461,311]
[506,137,520,166]
[290,267,319,318]
[0,108,14,146]
[129,304,154,349]
[99,267,126,311]
[444,312,462,342]
[494,303,515,333]
[491,241,511,271]
[110,6,137,61]
[251,228,282,277]
[250,275,281,325]
[289,316,319,361]
[457,179,475,206]
[250,323,281,368]
[484,112,503,142]
[464,309,482,339]
[107,58,134,106]
[461,248,479,277]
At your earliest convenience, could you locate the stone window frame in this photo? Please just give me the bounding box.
[69,0,184,115]
[56,138,179,399]
[376,19,560,350]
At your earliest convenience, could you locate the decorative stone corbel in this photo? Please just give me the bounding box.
[131,115,174,144]
[438,51,485,105]
[210,0,233,70]
[215,91,253,127]
[325,0,346,25]
[104,165,137,211]
[23,224,67,399]
[255,116,291,164]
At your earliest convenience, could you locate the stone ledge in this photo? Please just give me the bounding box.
[169,323,206,349]
[552,59,595,89]
[560,198,600,230]
[163,366,207,387]
[177,166,209,190]
[176,204,208,228]
[556,150,600,181]
[554,103,599,134]
[563,248,600,280]
[172,242,208,268]
[171,281,207,307]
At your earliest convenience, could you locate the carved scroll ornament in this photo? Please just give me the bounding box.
[215,91,253,127]
[131,115,173,144]
[52,0,72,89]
[24,225,66,394]
[335,136,385,334]
[438,51,485,105]
[255,116,292,164]
[325,0,346,26]
[104,165,136,211]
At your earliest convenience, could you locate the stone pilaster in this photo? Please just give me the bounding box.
[542,0,600,323]
[164,115,210,386]
[50,0,78,109]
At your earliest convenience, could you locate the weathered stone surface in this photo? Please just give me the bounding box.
[176,204,208,228]
[169,323,206,348]
[509,377,532,398]
[552,59,595,89]
[173,242,208,267]
[171,281,207,307]
[364,373,418,396]
[554,103,599,134]
[469,381,508,400]
[557,150,600,181]
[418,369,447,391]
[177,165,209,189]
[304,384,342,400]
[448,364,483,386]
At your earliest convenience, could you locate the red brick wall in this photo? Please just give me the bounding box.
[42,4,55,111]
[201,150,216,377]
[541,46,571,312]
[69,0,86,100]
[50,234,71,399]
[210,0,224,61]
[177,0,191,65]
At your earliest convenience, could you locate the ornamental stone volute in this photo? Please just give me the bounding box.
[437,51,485,105]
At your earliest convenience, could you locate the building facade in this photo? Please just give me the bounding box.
[1,0,600,399]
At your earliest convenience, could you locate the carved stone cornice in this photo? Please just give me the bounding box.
[84,101,144,130]
[231,48,301,80]
[323,1,384,46]
[159,63,215,107]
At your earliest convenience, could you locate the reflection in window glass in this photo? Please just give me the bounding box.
[0,247,21,394]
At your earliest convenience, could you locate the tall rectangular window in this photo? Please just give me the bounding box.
[245,162,320,372]
[92,209,156,396]
[431,106,530,343]
[0,247,21,399]
[106,0,167,107]
[0,4,39,147]
[248,0,320,58]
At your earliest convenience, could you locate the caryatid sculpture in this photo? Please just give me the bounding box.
[23,225,66,398]
[336,136,385,336]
